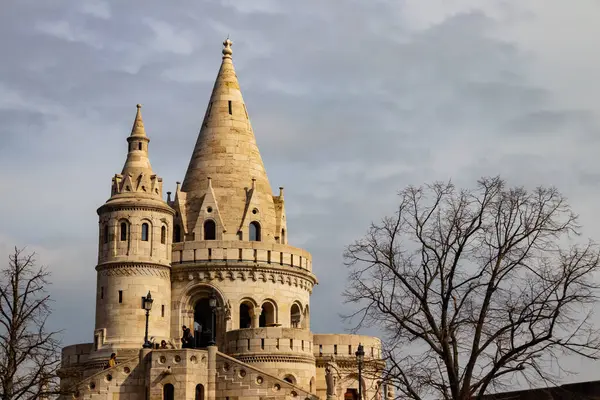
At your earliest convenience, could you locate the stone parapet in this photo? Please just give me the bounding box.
[61,343,93,369]
[172,240,312,273]
[313,334,382,361]
[225,327,314,358]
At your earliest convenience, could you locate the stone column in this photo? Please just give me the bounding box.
[251,307,262,328]
[207,345,218,400]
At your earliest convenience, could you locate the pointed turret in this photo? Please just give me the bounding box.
[121,104,153,177]
[107,104,163,200]
[180,38,278,242]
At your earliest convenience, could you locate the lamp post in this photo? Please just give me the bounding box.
[208,293,217,346]
[142,291,154,349]
[355,343,365,400]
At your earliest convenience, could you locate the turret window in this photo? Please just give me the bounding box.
[281,228,285,244]
[228,100,232,115]
[120,222,127,241]
[161,226,166,244]
[204,220,216,240]
[141,223,149,241]
[138,142,142,150]
[103,225,109,243]
[249,222,261,242]
[174,225,181,242]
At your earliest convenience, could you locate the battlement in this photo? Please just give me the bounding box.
[225,327,315,359]
[61,343,94,369]
[313,334,382,360]
[172,240,313,273]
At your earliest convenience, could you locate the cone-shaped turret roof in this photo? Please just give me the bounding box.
[180,39,277,241]
[121,104,153,176]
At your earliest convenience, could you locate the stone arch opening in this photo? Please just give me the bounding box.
[283,374,296,385]
[179,284,228,348]
[259,300,277,327]
[195,384,204,400]
[239,300,254,329]
[203,219,216,240]
[290,303,302,328]
[163,383,175,400]
[249,221,261,241]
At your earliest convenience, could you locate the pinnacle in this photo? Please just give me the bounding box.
[130,103,146,137]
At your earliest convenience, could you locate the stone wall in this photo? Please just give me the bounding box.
[172,240,313,273]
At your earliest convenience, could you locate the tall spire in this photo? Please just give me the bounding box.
[107,104,164,201]
[180,38,277,241]
[121,104,153,176]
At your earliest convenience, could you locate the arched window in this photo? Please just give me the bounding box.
[120,222,127,241]
[163,383,174,400]
[174,225,181,242]
[141,223,149,241]
[283,375,296,385]
[103,225,109,243]
[195,384,204,400]
[259,302,276,327]
[249,222,261,242]
[161,226,166,244]
[290,303,301,328]
[239,303,252,329]
[204,220,216,240]
[281,228,285,244]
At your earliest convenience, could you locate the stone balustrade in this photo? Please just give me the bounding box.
[172,240,312,273]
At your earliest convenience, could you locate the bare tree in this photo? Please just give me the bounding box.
[0,247,61,400]
[343,177,600,400]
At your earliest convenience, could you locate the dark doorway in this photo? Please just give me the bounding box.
[163,384,175,400]
[345,389,358,400]
[195,384,204,400]
[194,299,214,348]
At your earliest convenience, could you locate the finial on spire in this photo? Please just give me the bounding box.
[130,103,146,137]
[222,37,233,58]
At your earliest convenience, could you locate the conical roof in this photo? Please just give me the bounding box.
[181,39,277,241]
[121,104,153,176]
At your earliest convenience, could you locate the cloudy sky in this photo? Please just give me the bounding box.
[2,0,600,386]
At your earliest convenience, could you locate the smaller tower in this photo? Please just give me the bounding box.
[93,105,174,357]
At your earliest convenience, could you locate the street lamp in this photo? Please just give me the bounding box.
[208,293,217,346]
[355,343,365,400]
[142,291,154,349]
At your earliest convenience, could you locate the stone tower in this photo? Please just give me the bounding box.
[58,39,385,400]
[93,105,175,358]
[169,38,318,387]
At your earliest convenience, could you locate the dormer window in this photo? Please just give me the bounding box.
[249,222,261,242]
[204,220,216,240]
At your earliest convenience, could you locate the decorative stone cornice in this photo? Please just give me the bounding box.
[96,262,171,278]
[232,353,316,364]
[172,264,315,293]
[97,202,175,216]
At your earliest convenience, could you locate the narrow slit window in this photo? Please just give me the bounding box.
[118,290,123,303]
[141,223,149,241]
[161,226,166,244]
[334,344,337,355]
[228,100,232,115]
[103,225,109,243]
[100,286,104,300]
[161,304,165,318]
[138,142,142,150]
[238,248,243,261]
[261,338,265,350]
[120,222,127,241]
